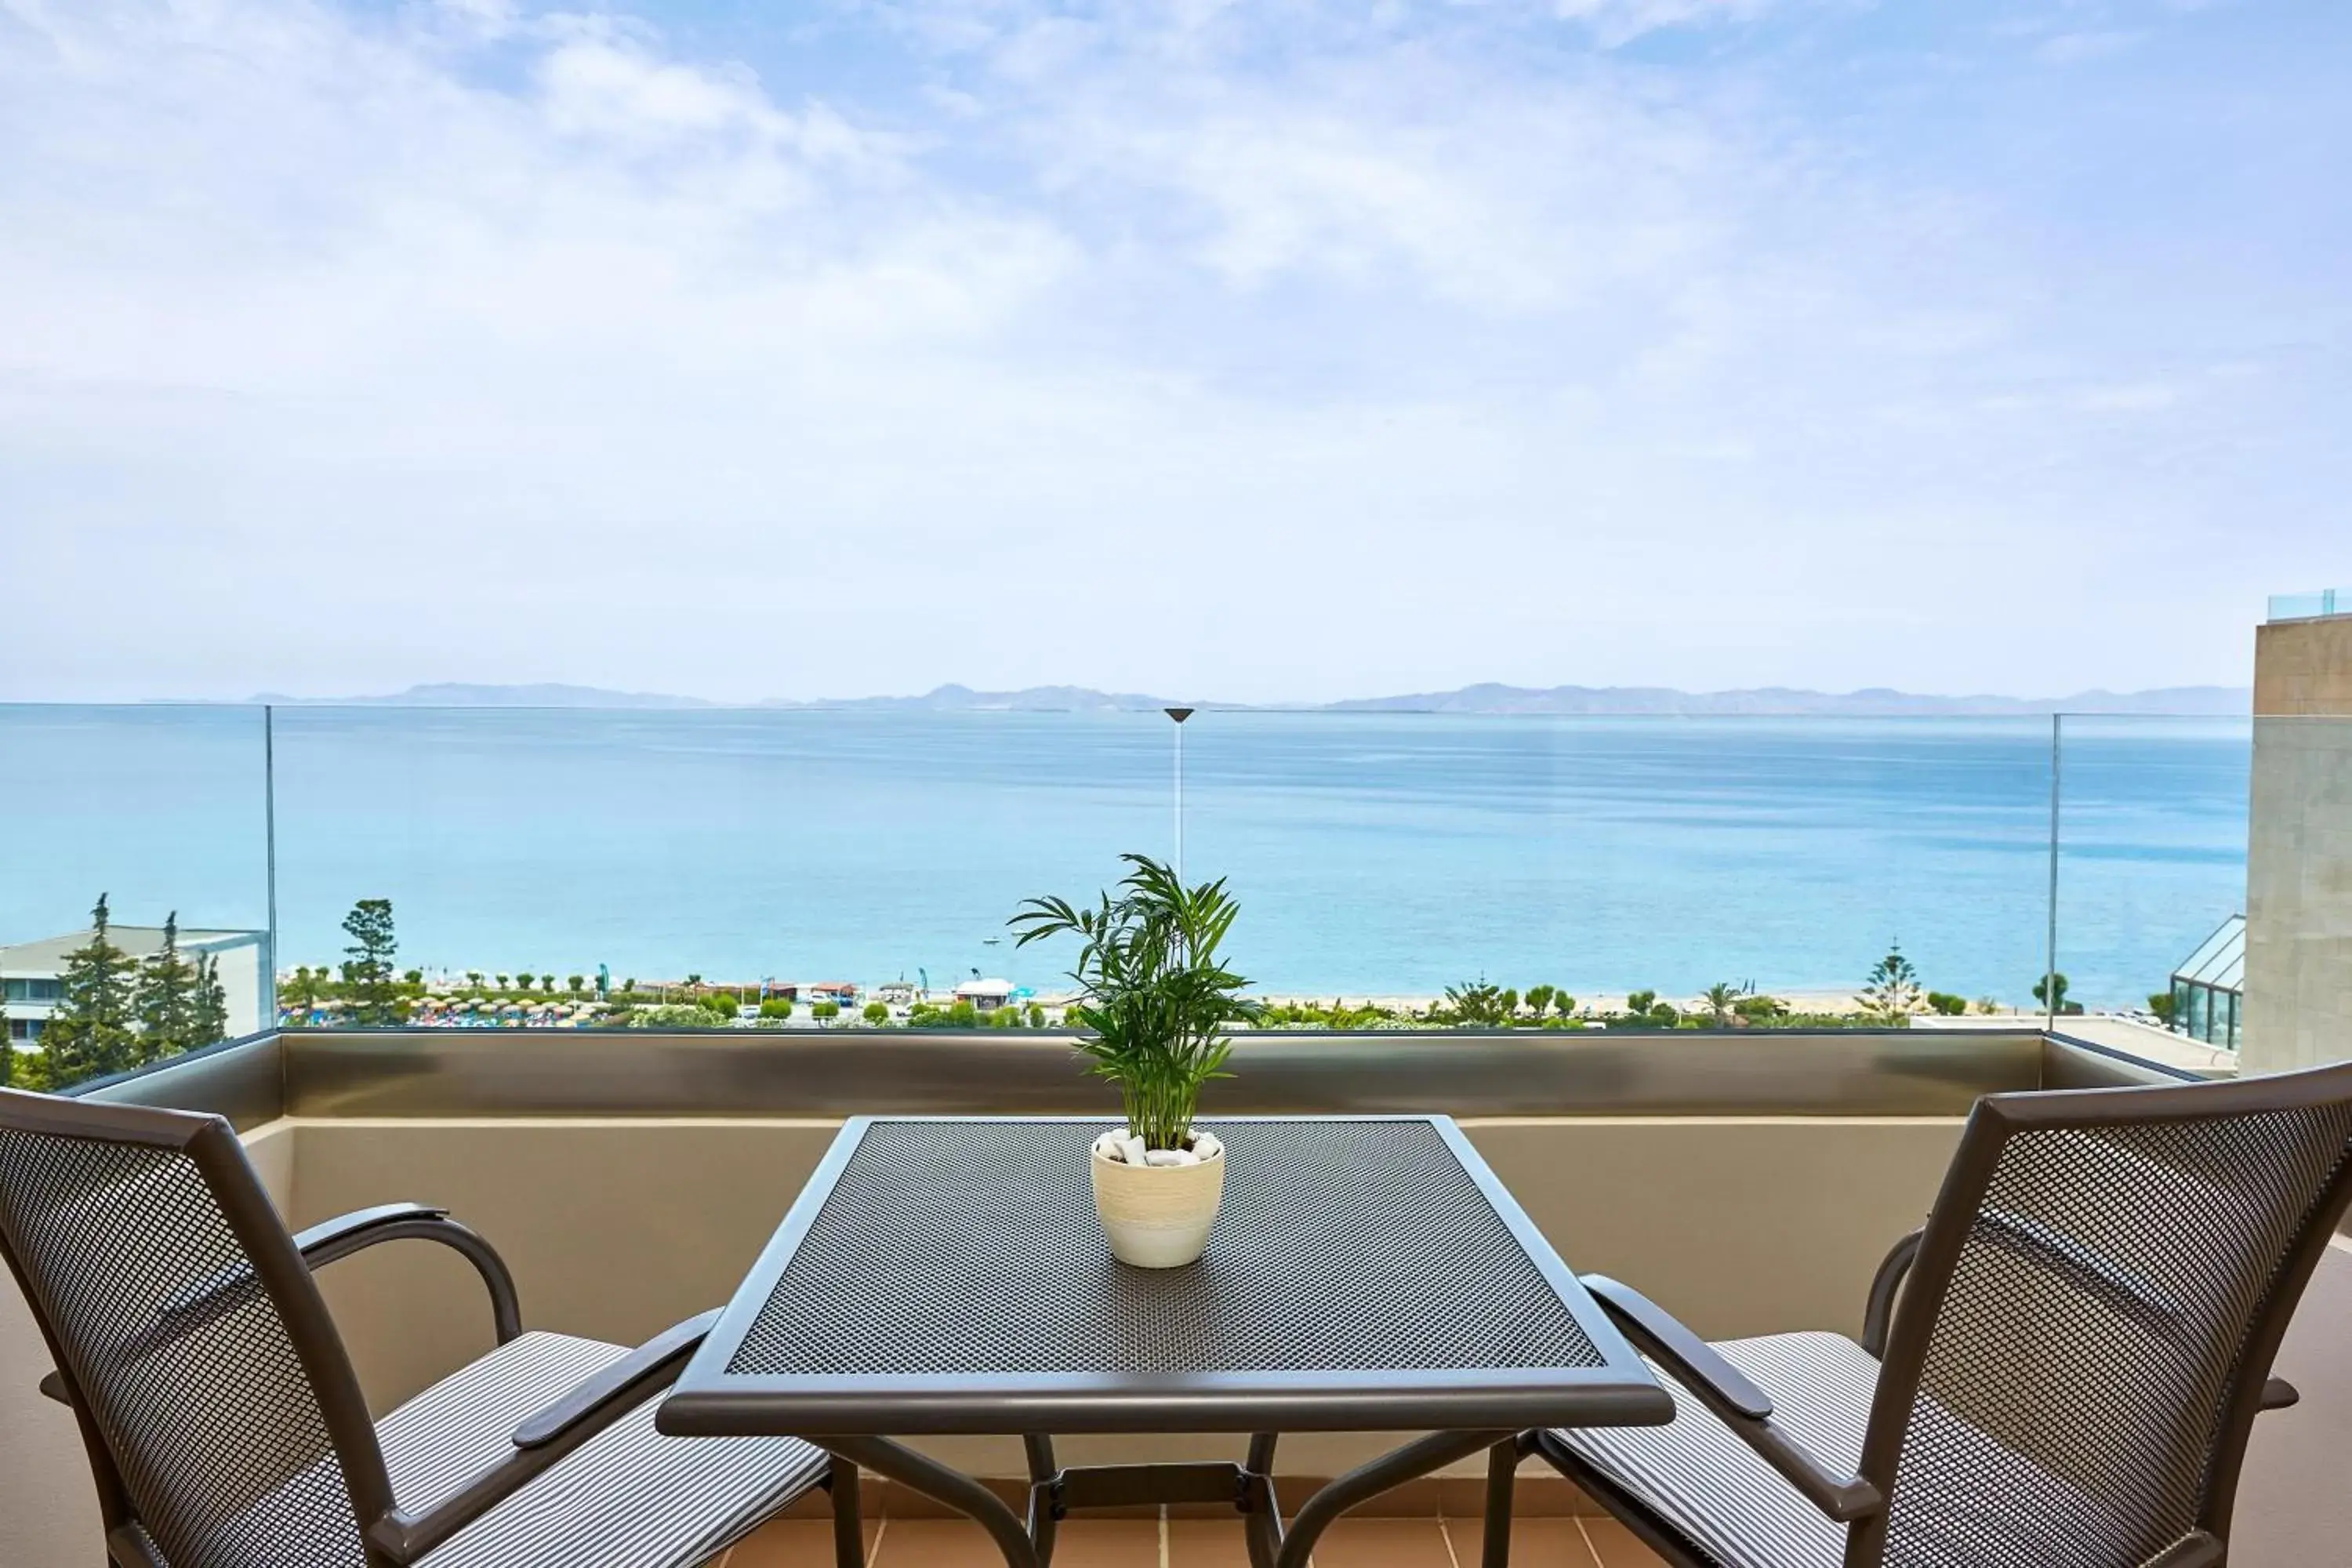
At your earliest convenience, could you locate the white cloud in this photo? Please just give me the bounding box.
[0,0,2342,702]
[1550,0,1781,48]
[2034,28,2140,64]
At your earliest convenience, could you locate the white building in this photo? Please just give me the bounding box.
[954,977,1015,1011]
[2,927,267,1053]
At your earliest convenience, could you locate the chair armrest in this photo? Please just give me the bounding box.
[1577,1273,1883,1524]
[366,1308,724,1563]
[1860,1229,1924,1357]
[291,1202,448,1255]
[2261,1377,2299,1410]
[513,1308,721,1448]
[1581,1275,1773,1417]
[295,1203,524,1345]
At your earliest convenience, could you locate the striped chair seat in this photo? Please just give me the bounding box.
[1551,1332,1867,1568]
[1552,1330,2154,1568]
[377,1331,826,1568]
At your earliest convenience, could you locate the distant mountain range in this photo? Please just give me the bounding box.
[250,682,715,710]
[244,681,2253,716]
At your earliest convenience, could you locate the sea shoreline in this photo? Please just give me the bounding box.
[274,971,2060,1029]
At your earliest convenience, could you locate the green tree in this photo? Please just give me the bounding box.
[285,965,323,1018]
[339,898,401,1025]
[812,1000,842,1023]
[2148,991,2178,1024]
[1860,942,1922,1023]
[1524,984,1555,1019]
[191,953,230,1048]
[2032,971,2071,1013]
[132,912,199,1064]
[1701,982,1745,1028]
[1497,987,1519,1021]
[863,1000,891,1025]
[1924,991,1969,1016]
[466,971,485,990]
[568,975,586,996]
[759,997,796,1020]
[1442,978,1510,1026]
[1026,1002,1047,1028]
[42,895,140,1087]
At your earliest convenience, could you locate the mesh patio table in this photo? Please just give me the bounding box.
[659,1116,1669,1568]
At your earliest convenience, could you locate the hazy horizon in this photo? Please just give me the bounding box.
[224,676,2253,710]
[5,1,2345,702]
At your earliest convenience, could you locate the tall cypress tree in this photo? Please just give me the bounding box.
[1860,940,1923,1023]
[191,953,230,1048]
[341,898,400,1025]
[42,894,140,1087]
[132,911,198,1064]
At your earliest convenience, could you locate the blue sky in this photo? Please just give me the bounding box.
[0,0,2344,702]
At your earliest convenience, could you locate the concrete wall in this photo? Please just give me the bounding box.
[2238,1233,2352,1561]
[2244,622,2352,1073]
[2244,717,2352,1073]
[2254,615,2352,717]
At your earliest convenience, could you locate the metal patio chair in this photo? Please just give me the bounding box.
[0,1087,837,1568]
[1500,1060,2352,1568]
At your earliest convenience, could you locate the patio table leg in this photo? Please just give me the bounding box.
[826,1457,866,1568]
[1270,1429,1513,1568]
[1025,1434,1061,1567]
[1481,1438,1518,1568]
[816,1435,1043,1568]
[1242,1435,1283,1568]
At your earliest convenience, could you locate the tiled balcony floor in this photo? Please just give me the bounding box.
[724,1514,1666,1568]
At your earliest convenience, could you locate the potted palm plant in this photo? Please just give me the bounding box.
[1011,854,1258,1268]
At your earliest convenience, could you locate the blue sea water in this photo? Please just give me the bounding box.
[0,706,2250,1010]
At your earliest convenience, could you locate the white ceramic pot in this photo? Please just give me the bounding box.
[1089,1140,1226,1269]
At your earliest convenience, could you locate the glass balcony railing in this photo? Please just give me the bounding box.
[2267,587,2347,622]
[0,702,2295,1089]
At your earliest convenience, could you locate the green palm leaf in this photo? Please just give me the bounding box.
[1009,853,1257,1151]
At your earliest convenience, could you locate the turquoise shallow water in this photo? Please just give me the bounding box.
[0,706,2249,1010]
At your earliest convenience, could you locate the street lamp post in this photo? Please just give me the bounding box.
[1165,706,1194,881]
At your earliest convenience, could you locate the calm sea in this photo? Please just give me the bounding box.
[0,706,2250,1009]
